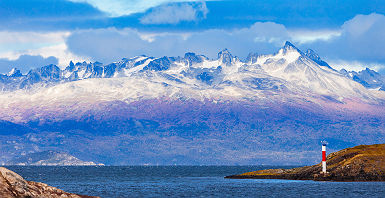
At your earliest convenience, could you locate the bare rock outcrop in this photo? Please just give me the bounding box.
[0,167,99,198]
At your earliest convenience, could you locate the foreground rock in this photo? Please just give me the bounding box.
[226,144,385,181]
[0,167,99,198]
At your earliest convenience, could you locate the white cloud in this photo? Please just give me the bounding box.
[65,22,291,63]
[3,13,385,74]
[140,2,208,25]
[24,43,90,67]
[342,13,384,37]
[0,31,69,45]
[0,31,69,56]
[68,0,208,17]
[0,31,89,68]
[65,13,385,73]
[288,29,341,44]
[301,13,385,72]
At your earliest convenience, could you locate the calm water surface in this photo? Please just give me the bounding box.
[5,166,385,198]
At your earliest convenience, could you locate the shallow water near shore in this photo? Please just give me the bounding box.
[5,166,385,197]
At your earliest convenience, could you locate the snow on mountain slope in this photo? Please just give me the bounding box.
[0,41,385,124]
[255,42,374,98]
[340,67,385,91]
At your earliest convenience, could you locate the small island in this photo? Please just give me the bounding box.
[5,151,104,166]
[225,144,385,181]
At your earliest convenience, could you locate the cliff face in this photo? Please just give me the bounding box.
[226,144,385,181]
[0,167,98,198]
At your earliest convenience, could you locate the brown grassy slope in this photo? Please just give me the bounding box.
[226,144,385,181]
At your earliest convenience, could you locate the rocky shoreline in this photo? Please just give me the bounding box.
[0,167,99,198]
[225,144,385,182]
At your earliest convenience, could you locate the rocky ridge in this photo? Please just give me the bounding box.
[0,167,98,198]
[340,67,385,90]
[1,41,384,95]
[225,144,385,181]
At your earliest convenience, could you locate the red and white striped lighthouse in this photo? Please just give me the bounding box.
[321,141,328,173]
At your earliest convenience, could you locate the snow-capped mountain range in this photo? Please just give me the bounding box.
[1,42,384,114]
[1,41,385,165]
[2,42,384,95]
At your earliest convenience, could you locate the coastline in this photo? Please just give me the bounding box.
[225,144,385,182]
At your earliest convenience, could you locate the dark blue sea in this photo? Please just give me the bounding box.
[5,166,385,198]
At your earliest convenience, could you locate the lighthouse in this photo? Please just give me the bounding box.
[321,141,328,173]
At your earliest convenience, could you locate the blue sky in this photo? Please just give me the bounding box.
[1,0,385,73]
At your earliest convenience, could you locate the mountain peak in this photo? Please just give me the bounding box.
[360,67,380,77]
[284,41,296,48]
[246,52,258,63]
[281,41,302,54]
[185,52,204,65]
[219,48,230,53]
[218,48,232,57]
[7,68,22,77]
[218,48,233,66]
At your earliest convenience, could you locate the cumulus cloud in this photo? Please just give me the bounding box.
[66,22,290,64]
[301,13,385,72]
[0,31,90,69]
[140,2,208,25]
[3,13,385,74]
[66,13,385,73]
[68,0,206,17]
